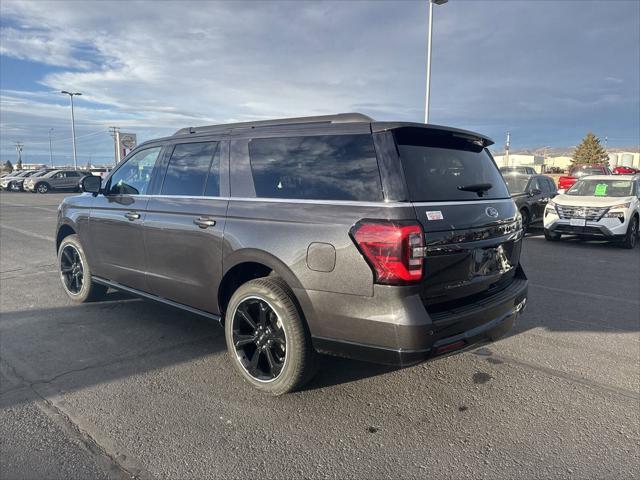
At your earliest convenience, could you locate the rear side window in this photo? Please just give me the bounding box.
[161,142,219,196]
[395,128,510,202]
[248,134,383,201]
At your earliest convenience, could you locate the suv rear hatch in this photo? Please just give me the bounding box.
[393,127,523,308]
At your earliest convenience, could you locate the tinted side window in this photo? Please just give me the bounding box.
[248,134,382,201]
[108,147,161,195]
[546,178,556,193]
[204,144,221,197]
[161,142,218,196]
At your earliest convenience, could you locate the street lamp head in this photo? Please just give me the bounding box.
[431,0,448,4]
[74,92,82,96]
[61,90,70,95]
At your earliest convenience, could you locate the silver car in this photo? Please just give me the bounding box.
[24,169,87,193]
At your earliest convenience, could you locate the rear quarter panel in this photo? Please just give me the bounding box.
[223,200,417,297]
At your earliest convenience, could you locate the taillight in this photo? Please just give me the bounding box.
[351,221,425,285]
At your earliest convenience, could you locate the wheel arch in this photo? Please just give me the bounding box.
[56,223,76,252]
[218,249,303,317]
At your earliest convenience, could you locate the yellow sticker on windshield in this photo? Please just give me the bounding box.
[594,183,608,196]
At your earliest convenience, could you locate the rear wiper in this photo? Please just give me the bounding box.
[457,183,493,197]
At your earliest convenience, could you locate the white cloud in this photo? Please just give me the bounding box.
[0,0,639,163]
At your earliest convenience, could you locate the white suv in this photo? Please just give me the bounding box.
[543,174,640,249]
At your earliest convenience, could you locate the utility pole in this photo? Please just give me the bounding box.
[60,91,82,169]
[48,128,54,167]
[505,132,510,167]
[109,126,121,165]
[15,142,24,169]
[424,0,448,124]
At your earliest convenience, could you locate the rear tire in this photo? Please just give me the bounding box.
[544,229,561,241]
[36,182,49,194]
[224,276,316,395]
[621,216,638,249]
[57,234,108,302]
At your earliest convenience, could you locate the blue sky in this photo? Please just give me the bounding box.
[1,0,638,166]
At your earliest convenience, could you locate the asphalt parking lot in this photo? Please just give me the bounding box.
[1,191,638,479]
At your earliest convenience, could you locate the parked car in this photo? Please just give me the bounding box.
[8,168,56,191]
[500,166,537,175]
[544,174,640,249]
[613,165,639,175]
[557,164,611,192]
[0,170,39,191]
[503,173,557,231]
[56,113,528,394]
[24,169,88,193]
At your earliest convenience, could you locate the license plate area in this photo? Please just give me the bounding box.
[569,218,586,227]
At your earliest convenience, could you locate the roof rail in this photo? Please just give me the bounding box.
[173,112,374,136]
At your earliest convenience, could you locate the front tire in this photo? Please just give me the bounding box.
[36,182,49,194]
[544,229,561,241]
[224,277,316,395]
[57,234,108,302]
[621,216,638,249]
[520,208,530,233]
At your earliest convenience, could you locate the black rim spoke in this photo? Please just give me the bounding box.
[233,334,255,348]
[232,297,287,382]
[237,306,257,329]
[60,245,83,294]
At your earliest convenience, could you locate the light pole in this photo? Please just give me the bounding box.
[60,91,82,169]
[48,128,54,167]
[425,0,448,124]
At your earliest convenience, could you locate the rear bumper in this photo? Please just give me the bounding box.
[299,265,528,366]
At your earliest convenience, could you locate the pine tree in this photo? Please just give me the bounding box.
[3,161,13,173]
[572,132,609,164]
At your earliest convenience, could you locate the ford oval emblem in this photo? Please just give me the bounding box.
[485,207,499,218]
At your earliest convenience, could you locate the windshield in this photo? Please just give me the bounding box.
[503,175,530,193]
[395,129,509,202]
[566,179,634,197]
[571,167,603,178]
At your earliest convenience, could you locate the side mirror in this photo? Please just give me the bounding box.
[81,175,102,194]
[529,188,542,196]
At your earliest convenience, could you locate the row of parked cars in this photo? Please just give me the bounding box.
[499,165,640,249]
[0,168,109,193]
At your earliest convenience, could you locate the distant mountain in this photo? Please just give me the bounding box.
[491,145,639,156]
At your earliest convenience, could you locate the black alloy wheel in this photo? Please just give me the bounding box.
[60,244,84,295]
[231,297,287,381]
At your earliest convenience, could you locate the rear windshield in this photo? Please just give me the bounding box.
[571,167,604,177]
[503,174,530,193]
[395,129,509,202]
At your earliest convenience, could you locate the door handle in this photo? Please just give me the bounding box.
[194,216,216,229]
[125,211,141,221]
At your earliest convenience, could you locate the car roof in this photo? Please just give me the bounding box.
[135,112,494,149]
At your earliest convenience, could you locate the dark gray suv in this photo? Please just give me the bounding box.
[56,113,528,394]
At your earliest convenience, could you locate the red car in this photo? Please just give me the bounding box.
[558,164,611,191]
[613,165,639,175]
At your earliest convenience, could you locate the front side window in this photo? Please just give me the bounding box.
[108,147,161,195]
[248,134,382,201]
[161,142,219,196]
